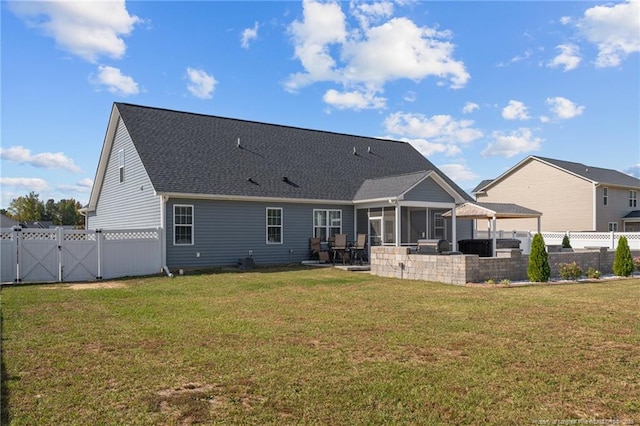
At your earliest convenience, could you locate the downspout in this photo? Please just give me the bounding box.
[592,182,598,231]
[160,195,173,278]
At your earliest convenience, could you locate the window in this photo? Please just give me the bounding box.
[603,187,608,206]
[313,209,342,241]
[630,190,637,208]
[434,212,445,239]
[266,208,282,244]
[174,205,193,245]
[608,222,618,232]
[118,149,125,183]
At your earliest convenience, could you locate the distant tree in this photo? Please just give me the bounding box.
[613,236,634,277]
[44,198,57,223]
[57,199,84,227]
[561,234,571,249]
[528,233,550,282]
[0,208,8,217]
[7,192,45,223]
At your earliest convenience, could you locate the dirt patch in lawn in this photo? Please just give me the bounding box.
[49,281,128,290]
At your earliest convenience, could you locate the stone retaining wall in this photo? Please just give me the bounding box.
[370,246,640,285]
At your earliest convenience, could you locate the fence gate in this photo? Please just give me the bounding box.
[61,230,99,282]
[1,227,161,284]
[18,229,60,283]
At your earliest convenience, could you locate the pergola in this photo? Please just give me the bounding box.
[443,202,542,257]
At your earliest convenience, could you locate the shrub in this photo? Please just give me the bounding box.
[561,234,572,249]
[500,279,511,286]
[634,256,640,272]
[528,233,550,282]
[485,278,496,285]
[558,262,583,280]
[613,236,634,277]
[586,267,601,279]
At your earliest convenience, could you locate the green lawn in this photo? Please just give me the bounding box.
[2,267,639,425]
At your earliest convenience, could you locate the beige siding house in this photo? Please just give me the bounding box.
[474,156,640,232]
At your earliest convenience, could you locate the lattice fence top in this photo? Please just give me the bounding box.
[21,231,58,240]
[0,231,13,240]
[63,232,97,241]
[103,230,159,240]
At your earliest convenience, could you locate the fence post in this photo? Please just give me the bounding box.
[96,229,103,279]
[57,227,63,282]
[13,226,22,283]
[611,231,615,249]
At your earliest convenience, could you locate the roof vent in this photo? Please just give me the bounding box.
[282,176,289,183]
[368,146,371,153]
[353,147,357,155]
[247,177,257,184]
[237,138,242,149]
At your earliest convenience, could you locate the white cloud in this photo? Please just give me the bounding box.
[547,44,582,71]
[560,16,572,25]
[481,128,543,158]
[0,145,81,173]
[58,178,94,193]
[92,65,139,96]
[576,0,640,67]
[384,111,483,153]
[349,0,394,29]
[323,89,386,110]
[502,100,531,121]
[462,102,479,114]
[0,177,50,192]
[437,163,478,182]
[286,0,469,110]
[545,96,585,120]
[241,22,259,49]
[386,137,461,158]
[186,67,217,99]
[9,0,141,63]
[624,164,640,178]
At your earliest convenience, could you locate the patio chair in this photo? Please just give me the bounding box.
[352,233,368,265]
[332,233,349,264]
[309,237,321,260]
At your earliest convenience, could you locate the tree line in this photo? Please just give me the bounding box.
[1,191,85,228]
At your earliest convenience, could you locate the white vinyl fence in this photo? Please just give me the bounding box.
[1,227,162,284]
[474,230,640,254]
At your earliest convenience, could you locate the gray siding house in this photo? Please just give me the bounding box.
[85,103,473,270]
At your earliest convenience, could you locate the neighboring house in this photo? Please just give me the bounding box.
[473,156,640,232]
[84,103,473,269]
[1,214,19,228]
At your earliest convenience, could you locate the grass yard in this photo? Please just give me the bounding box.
[1,267,639,425]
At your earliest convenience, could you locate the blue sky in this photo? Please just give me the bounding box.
[2,0,639,209]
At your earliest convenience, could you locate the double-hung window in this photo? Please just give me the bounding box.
[118,149,125,183]
[603,187,608,206]
[630,190,637,208]
[266,208,283,244]
[313,209,341,241]
[174,205,193,245]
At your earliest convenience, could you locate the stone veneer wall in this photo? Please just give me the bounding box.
[370,246,640,285]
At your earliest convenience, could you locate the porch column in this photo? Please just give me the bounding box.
[492,214,497,257]
[451,204,457,251]
[395,204,401,247]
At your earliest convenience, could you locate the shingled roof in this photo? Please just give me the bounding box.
[477,156,640,193]
[114,103,471,202]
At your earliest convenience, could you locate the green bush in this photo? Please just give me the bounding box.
[613,236,634,277]
[562,234,572,249]
[558,262,582,280]
[586,267,601,279]
[528,233,550,282]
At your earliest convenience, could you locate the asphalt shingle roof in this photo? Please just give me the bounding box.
[115,103,472,202]
[535,156,640,188]
[353,170,431,201]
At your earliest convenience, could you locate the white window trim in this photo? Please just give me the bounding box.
[313,209,342,240]
[630,190,637,208]
[266,207,283,244]
[173,204,194,246]
[608,222,618,232]
[118,149,125,183]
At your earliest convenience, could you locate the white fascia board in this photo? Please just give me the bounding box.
[86,104,121,212]
[156,192,354,205]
